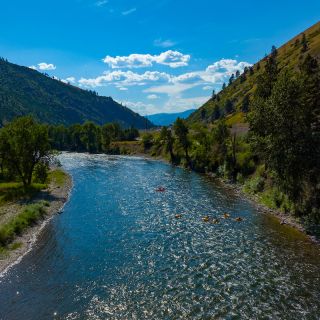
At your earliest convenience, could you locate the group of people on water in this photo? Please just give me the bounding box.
[155,186,243,224]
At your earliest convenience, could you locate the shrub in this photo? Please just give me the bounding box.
[34,161,49,183]
[0,201,47,247]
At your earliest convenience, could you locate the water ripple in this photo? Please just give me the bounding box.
[0,153,320,319]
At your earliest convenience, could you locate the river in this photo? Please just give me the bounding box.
[0,153,320,319]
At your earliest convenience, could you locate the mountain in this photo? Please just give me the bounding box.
[0,59,153,129]
[187,21,320,126]
[146,109,196,126]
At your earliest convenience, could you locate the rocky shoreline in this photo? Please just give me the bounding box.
[0,171,73,276]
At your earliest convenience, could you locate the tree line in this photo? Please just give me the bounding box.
[48,122,139,153]
[0,118,139,187]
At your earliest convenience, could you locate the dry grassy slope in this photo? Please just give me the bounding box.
[187,21,320,127]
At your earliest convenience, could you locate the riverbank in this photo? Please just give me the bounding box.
[211,175,320,244]
[0,169,72,275]
[123,143,319,245]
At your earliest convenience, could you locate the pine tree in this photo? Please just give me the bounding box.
[301,33,309,53]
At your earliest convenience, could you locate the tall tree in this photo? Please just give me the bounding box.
[0,116,52,186]
[174,118,191,165]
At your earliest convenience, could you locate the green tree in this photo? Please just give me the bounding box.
[81,121,100,153]
[301,33,309,53]
[241,95,250,113]
[225,99,234,114]
[160,127,175,163]
[1,116,52,186]
[174,118,191,165]
[250,69,317,208]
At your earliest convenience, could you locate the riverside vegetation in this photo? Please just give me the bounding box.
[0,116,70,257]
[140,42,320,237]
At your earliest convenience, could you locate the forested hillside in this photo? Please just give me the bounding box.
[0,59,153,129]
[144,21,320,235]
[188,21,320,126]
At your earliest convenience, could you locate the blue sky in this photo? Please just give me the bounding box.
[1,0,319,115]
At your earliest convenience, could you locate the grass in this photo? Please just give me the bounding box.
[47,169,67,187]
[0,201,48,247]
[0,182,46,205]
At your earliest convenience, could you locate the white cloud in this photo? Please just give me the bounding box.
[61,76,76,84]
[154,38,176,48]
[78,57,252,114]
[103,50,190,69]
[121,101,157,115]
[79,58,251,97]
[205,59,250,75]
[29,65,37,70]
[122,8,136,16]
[147,94,159,100]
[95,0,108,6]
[38,62,56,70]
[79,70,171,87]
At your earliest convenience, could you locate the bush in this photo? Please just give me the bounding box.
[0,201,47,247]
[141,133,154,150]
[243,176,265,194]
[34,161,49,183]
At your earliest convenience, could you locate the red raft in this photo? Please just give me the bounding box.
[155,187,166,192]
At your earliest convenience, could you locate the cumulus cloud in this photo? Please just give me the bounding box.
[61,77,76,84]
[29,63,57,71]
[122,8,136,16]
[37,62,56,70]
[154,38,176,48]
[79,70,171,87]
[78,57,252,114]
[79,58,251,96]
[103,50,190,69]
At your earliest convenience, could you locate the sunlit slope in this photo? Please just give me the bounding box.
[187,21,320,125]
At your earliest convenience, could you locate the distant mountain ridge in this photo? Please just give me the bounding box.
[146,109,196,126]
[0,59,153,129]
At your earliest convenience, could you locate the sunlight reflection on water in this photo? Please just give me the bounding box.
[0,153,320,319]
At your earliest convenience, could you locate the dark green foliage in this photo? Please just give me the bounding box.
[250,56,320,218]
[141,133,154,150]
[301,33,309,53]
[173,118,191,164]
[229,74,235,85]
[0,202,47,247]
[160,127,175,163]
[241,95,250,113]
[48,122,139,153]
[224,99,234,114]
[212,105,221,121]
[0,116,52,186]
[33,162,49,184]
[0,59,153,129]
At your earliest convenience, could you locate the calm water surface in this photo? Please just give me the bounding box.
[0,153,320,319]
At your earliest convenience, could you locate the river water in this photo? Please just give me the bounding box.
[0,153,320,319]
